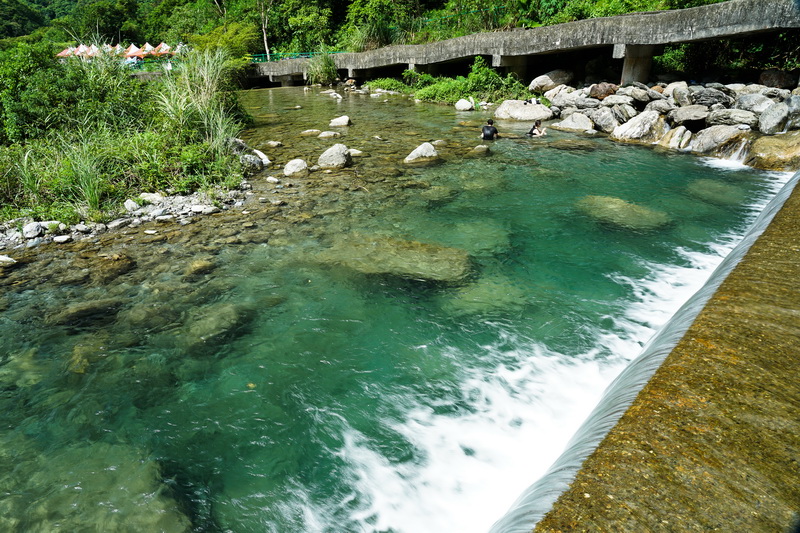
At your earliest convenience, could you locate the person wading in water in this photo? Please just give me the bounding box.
[481,119,499,140]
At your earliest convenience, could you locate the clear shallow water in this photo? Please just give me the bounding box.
[0,88,790,532]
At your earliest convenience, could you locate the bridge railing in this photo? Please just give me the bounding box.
[248,51,347,63]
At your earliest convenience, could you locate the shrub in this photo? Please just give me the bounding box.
[365,78,410,92]
[307,51,338,85]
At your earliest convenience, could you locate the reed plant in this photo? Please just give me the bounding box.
[306,50,339,85]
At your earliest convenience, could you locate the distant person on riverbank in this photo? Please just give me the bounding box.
[481,119,499,140]
[527,120,546,137]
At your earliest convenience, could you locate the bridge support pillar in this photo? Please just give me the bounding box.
[614,44,654,85]
[493,55,528,80]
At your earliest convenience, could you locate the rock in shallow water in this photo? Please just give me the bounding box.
[316,234,471,282]
[577,195,672,232]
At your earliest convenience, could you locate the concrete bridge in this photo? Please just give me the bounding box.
[251,0,800,87]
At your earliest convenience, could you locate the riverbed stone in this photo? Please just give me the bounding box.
[577,195,671,232]
[185,303,254,349]
[494,100,553,121]
[645,99,674,114]
[672,85,693,107]
[611,110,668,143]
[0,254,17,266]
[589,82,617,100]
[443,273,528,316]
[687,179,746,206]
[692,87,733,107]
[316,234,471,282]
[758,102,789,134]
[284,158,309,178]
[300,129,322,136]
[611,103,638,124]
[329,115,351,127]
[663,81,688,98]
[601,94,634,107]
[46,297,125,326]
[759,68,797,89]
[22,222,44,239]
[318,143,352,169]
[744,130,800,171]
[403,142,439,164]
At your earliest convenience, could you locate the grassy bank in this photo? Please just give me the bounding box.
[0,46,248,224]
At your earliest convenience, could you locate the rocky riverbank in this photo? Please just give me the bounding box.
[491,69,800,172]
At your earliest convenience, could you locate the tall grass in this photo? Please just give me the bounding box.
[307,51,339,85]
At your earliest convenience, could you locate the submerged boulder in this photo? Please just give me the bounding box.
[316,234,471,282]
[46,298,125,327]
[577,195,671,232]
[687,179,746,206]
[442,273,529,316]
[185,302,254,349]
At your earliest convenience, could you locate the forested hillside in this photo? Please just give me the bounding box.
[3,0,726,53]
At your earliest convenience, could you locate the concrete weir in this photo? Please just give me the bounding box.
[533,174,800,532]
[252,0,800,86]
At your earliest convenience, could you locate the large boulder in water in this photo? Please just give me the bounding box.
[403,142,439,164]
[577,195,672,232]
[706,109,758,128]
[744,131,800,171]
[494,100,553,121]
[611,110,668,143]
[283,158,309,177]
[184,302,254,350]
[317,143,352,169]
[758,101,789,134]
[688,125,748,155]
[442,273,529,316]
[316,233,471,282]
[687,179,746,206]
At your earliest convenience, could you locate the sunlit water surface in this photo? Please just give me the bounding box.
[0,87,790,532]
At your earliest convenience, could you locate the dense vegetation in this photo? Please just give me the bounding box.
[0,47,246,223]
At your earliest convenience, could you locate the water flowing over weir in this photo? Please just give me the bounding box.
[488,169,800,533]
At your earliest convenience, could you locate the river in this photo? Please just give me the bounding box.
[0,87,791,532]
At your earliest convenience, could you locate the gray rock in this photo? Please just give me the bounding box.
[329,115,352,127]
[0,254,16,266]
[53,235,73,244]
[668,105,710,125]
[647,88,666,101]
[735,93,774,114]
[46,298,125,326]
[672,86,692,107]
[707,109,758,128]
[663,81,688,98]
[645,99,674,114]
[493,100,553,121]
[240,154,263,172]
[602,94,635,107]
[318,143,352,169]
[574,97,601,109]
[762,87,791,100]
[689,125,746,153]
[585,107,619,133]
[403,142,439,164]
[283,159,309,178]
[692,87,732,107]
[106,218,130,231]
[73,223,92,233]
[190,205,221,215]
[318,131,341,138]
[611,103,638,124]
[300,129,322,136]
[123,199,139,212]
[758,102,789,134]
[611,110,667,143]
[22,222,44,239]
[552,112,595,133]
[528,70,574,92]
[786,95,800,130]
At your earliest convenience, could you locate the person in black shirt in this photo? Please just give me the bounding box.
[526,119,547,137]
[481,119,499,140]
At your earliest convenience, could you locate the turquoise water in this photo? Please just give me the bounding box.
[0,88,788,532]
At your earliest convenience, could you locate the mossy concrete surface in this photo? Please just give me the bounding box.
[536,185,800,532]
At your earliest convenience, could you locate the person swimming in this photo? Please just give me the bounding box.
[527,119,547,137]
[481,119,499,140]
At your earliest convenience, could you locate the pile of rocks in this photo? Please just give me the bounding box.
[0,185,254,252]
[497,71,800,170]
